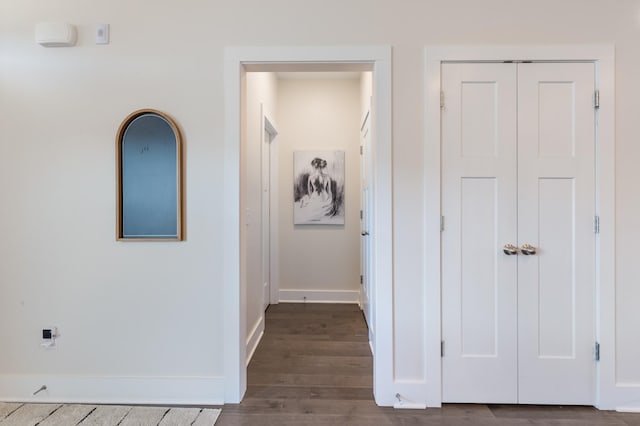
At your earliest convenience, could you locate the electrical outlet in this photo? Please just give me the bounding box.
[41,326,59,348]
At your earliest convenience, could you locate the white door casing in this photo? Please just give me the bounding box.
[224,46,394,405]
[441,61,596,404]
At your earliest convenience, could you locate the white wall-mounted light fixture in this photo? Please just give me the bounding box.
[35,22,77,47]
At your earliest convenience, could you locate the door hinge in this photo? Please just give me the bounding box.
[360,145,363,155]
[440,216,445,232]
[594,90,600,109]
[594,215,600,234]
[441,341,445,357]
[595,342,600,361]
[440,90,445,109]
[360,275,363,285]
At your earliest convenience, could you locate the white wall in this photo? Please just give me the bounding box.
[1,1,228,405]
[360,72,373,124]
[243,72,278,363]
[1,0,640,408]
[276,77,361,303]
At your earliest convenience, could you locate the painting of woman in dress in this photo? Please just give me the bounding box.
[293,151,345,225]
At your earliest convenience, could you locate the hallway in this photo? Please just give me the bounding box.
[217,303,640,425]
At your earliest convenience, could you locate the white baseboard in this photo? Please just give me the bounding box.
[279,289,360,304]
[0,374,224,405]
[617,407,640,413]
[613,392,640,412]
[246,315,265,366]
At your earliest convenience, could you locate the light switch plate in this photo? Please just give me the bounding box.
[96,24,109,45]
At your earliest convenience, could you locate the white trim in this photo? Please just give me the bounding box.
[0,375,224,406]
[424,45,615,409]
[246,315,265,366]
[617,407,640,413]
[278,289,360,304]
[223,49,243,404]
[224,46,394,406]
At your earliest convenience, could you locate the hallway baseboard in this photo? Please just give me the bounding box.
[278,289,359,304]
[246,316,265,366]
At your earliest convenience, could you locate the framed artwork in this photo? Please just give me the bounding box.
[293,150,345,225]
[116,109,183,241]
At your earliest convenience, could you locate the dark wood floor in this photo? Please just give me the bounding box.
[217,303,640,425]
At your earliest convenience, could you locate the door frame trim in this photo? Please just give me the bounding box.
[424,45,615,408]
[223,46,394,405]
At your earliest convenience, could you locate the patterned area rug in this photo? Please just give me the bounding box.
[0,402,221,425]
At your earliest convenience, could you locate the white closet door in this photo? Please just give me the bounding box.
[441,61,596,405]
[441,62,519,403]
[517,62,596,405]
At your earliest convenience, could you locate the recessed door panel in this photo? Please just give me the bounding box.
[537,178,576,359]
[538,82,576,158]
[461,178,498,356]
[461,82,498,158]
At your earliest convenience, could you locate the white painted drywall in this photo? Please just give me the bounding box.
[276,77,361,302]
[1,0,640,408]
[360,72,373,125]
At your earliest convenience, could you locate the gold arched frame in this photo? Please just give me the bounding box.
[116,109,183,241]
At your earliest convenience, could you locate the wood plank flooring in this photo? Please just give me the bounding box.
[217,303,640,426]
[3,303,640,425]
[0,404,220,425]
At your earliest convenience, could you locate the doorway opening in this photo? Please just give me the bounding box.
[223,47,393,405]
[245,70,372,399]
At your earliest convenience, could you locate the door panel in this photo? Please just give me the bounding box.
[460,178,498,357]
[517,62,595,405]
[442,62,518,403]
[360,109,373,338]
[461,83,499,157]
[262,127,273,311]
[536,178,576,358]
[537,82,577,157]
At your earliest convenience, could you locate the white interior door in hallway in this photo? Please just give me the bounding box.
[262,117,277,311]
[360,108,374,341]
[441,62,596,405]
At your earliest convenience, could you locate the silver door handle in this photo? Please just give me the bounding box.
[521,244,537,255]
[361,231,369,236]
[503,244,518,255]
